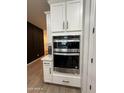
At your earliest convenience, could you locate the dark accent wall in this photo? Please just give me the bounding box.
[27,22,44,64]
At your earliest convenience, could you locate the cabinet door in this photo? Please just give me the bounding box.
[46,13,52,44]
[43,61,52,82]
[87,0,96,92]
[66,0,82,31]
[51,3,65,32]
[44,69,52,82]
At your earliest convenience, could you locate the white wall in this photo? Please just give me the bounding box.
[27,0,50,30]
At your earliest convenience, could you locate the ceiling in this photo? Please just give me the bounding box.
[27,0,50,30]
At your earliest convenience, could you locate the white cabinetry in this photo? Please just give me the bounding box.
[53,73,80,87]
[45,11,52,44]
[51,3,65,32]
[81,0,96,92]
[50,0,82,32]
[43,60,53,83]
[41,55,81,87]
[87,0,96,92]
[66,0,82,31]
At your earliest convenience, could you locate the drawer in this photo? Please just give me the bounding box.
[52,75,80,87]
[43,61,51,65]
[43,61,52,70]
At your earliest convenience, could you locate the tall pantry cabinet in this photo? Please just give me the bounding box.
[81,0,96,93]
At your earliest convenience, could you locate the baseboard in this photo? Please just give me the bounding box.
[27,57,42,66]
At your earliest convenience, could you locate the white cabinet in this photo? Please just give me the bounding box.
[66,0,82,31]
[41,55,81,87]
[52,74,80,87]
[87,0,96,92]
[43,60,52,83]
[51,3,65,32]
[45,11,52,44]
[50,0,82,32]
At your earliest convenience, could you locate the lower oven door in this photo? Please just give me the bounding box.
[53,53,80,74]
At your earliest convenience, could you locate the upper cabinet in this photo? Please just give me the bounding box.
[51,3,65,32]
[45,11,52,44]
[66,0,82,31]
[50,0,82,33]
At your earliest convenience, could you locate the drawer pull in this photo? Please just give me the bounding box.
[44,63,49,64]
[62,80,69,83]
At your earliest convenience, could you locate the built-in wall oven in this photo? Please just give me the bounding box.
[53,35,80,74]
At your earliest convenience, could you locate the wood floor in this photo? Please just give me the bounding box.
[27,58,81,93]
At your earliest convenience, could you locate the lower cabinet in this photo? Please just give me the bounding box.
[52,75,80,87]
[43,61,53,83]
[43,60,80,87]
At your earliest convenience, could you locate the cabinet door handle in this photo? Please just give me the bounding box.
[89,85,92,90]
[49,68,51,74]
[62,80,69,83]
[63,21,65,29]
[93,27,95,34]
[66,21,68,29]
[91,58,93,63]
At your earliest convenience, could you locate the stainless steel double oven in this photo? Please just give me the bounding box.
[53,35,80,74]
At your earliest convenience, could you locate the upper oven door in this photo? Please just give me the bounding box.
[53,35,80,53]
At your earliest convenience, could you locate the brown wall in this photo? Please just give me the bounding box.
[27,22,44,64]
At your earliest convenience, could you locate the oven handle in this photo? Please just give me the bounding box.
[54,49,79,53]
[53,40,80,42]
[53,53,79,56]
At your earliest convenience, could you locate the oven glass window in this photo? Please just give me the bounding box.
[54,55,79,69]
